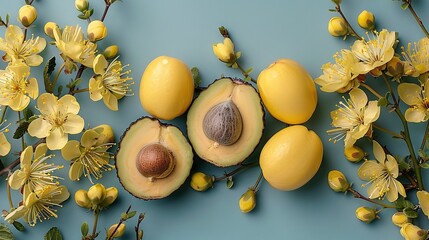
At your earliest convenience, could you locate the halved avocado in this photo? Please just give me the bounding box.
[187,78,264,167]
[116,117,193,200]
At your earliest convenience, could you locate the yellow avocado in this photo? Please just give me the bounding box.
[260,125,323,191]
[257,59,318,124]
[187,78,264,167]
[139,56,194,120]
[116,117,193,200]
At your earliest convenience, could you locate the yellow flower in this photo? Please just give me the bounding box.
[344,145,365,162]
[0,62,39,111]
[0,25,46,66]
[351,29,396,75]
[27,93,84,150]
[417,190,429,219]
[358,140,406,202]
[8,144,62,199]
[327,88,380,147]
[328,17,348,37]
[213,38,236,63]
[74,189,92,209]
[53,25,96,68]
[315,49,359,93]
[103,45,119,59]
[327,170,349,192]
[357,10,375,31]
[398,78,429,123]
[87,183,106,206]
[18,5,37,27]
[89,54,133,111]
[402,38,429,77]
[4,185,70,226]
[400,223,428,240]
[75,0,89,11]
[44,22,58,39]
[61,128,114,182]
[87,20,108,42]
[100,187,118,207]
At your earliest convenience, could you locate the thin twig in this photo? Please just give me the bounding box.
[214,161,259,181]
[404,0,429,38]
[107,205,132,240]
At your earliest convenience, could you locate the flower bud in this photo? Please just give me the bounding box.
[328,17,348,37]
[87,20,108,42]
[355,206,377,223]
[18,5,37,27]
[212,38,235,63]
[103,45,119,59]
[107,223,126,238]
[391,212,410,227]
[344,145,365,163]
[87,183,106,206]
[100,187,118,207]
[190,172,214,192]
[44,22,58,39]
[75,0,89,11]
[74,189,92,209]
[386,56,404,79]
[327,170,349,192]
[357,10,375,30]
[239,189,256,213]
[400,223,428,240]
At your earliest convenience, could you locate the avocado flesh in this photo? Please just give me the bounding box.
[116,117,193,200]
[187,78,264,167]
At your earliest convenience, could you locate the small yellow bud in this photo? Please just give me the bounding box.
[357,10,375,30]
[327,170,349,192]
[103,45,119,59]
[391,212,410,227]
[355,206,377,223]
[92,124,115,145]
[75,0,89,11]
[328,17,348,37]
[190,172,214,192]
[400,223,428,240]
[18,5,37,27]
[344,145,365,163]
[87,20,108,42]
[87,183,106,206]
[100,187,118,207]
[107,223,126,238]
[74,189,92,209]
[44,22,58,39]
[239,189,256,213]
[212,38,236,63]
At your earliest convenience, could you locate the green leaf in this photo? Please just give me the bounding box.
[0,224,14,240]
[23,107,33,121]
[421,162,429,169]
[127,211,137,219]
[235,51,241,59]
[231,62,238,69]
[12,222,24,232]
[395,197,415,210]
[66,78,82,89]
[396,155,411,172]
[77,14,87,20]
[88,8,94,17]
[191,67,201,89]
[328,9,337,12]
[245,67,253,74]
[81,222,88,236]
[401,3,409,10]
[377,97,388,107]
[226,176,234,189]
[121,213,127,220]
[5,14,9,25]
[244,76,252,82]
[403,207,418,218]
[43,57,56,93]
[331,0,342,5]
[57,85,63,96]
[44,227,63,240]
[13,121,29,139]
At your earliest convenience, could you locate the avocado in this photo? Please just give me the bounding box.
[116,117,193,200]
[187,78,264,167]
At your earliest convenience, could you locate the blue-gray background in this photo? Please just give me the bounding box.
[1,0,429,239]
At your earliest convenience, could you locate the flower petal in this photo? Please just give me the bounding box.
[81,130,100,148]
[0,132,11,156]
[37,93,58,116]
[8,170,26,190]
[385,155,399,178]
[28,118,52,138]
[366,177,383,199]
[61,140,81,161]
[398,83,422,106]
[373,140,386,163]
[58,94,80,115]
[357,160,384,181]
[364,101,380,124]
[9,94,30,111]
[46,128,68,150]
[25,55,43,67]
[89,78,103,101]
[102,92,118,111]
[62,114,84,134]
[417,191,429,219]
[386,180,399,202]
[93,54,108,75]
[5,25,24,45]
[69,161,84,181]
[349,88,368,110]
[34,143,48,159]
[26,77,39,99]
[5,205,27,223]
[404,107,427,123]
[20,146,33,167]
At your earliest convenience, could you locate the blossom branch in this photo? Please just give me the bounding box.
[333,3,363,40]
[420,121,429,150]
[101,1,111,22]
[348,187,395,208]
[251,171,264,193]
[214,161,259,181]
[106,205,131,240]
[402,0,429,38]
[135,213,145,240]
[373,124,403,139]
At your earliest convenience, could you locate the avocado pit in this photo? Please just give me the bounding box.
[136,143,175,181]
